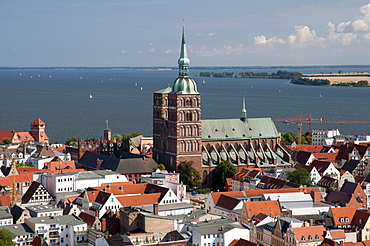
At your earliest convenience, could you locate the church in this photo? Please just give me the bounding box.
[153,27,292,186]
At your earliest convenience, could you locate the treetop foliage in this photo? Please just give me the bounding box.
[178,161,202,190]
[287,166,313,187]
[212,161,237,191]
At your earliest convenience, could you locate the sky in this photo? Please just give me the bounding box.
[1,0,370,67]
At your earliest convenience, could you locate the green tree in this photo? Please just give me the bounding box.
[178,161,202,190]
[153,163,166,171]
[287,166,313,187]
[65,136,79,146]
[0,228,16,246]
[281,132,296,145]
[212,161,237,191]
[112,134,123,141]
[0,139,12,145]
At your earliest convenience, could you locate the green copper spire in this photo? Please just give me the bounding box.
[177,26,190,77]
[171,26,199,94]
[240,96,247,122]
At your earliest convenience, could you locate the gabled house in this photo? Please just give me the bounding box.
[341,159,366,177]
[271,217,304,246]
[338,170,355,190]
[240,200,281,222]
[296,151,316,165]
[212,194,243,221]
[336,144,370,162]
[231,168,261,191]
[325,181,366,208]
[300,165,322,184]
[310,160,340,180]
[286,225,325,246]
[22,181,55,205]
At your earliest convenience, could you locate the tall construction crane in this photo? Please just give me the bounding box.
[274,114,370,144]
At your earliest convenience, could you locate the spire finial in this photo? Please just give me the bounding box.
[178,25,190,77]
[241,96,247,122]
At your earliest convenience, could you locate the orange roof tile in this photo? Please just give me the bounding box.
[30,118,45,126]
[329,207,357,226]
[292,225,325,243]
[244,200,281,218]
[327,229,345,240]
[0,196,11,206]
[116,193,161,207]
[287,145,330,153]
[313,152,338,162]
[64,196,79,203]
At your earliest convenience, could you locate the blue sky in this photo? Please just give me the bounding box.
[1,0,370,67]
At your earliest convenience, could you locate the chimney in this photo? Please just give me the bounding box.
[153,202,159,215]
[95,210,99,218]
[220,226,224,231]
[101,218,106,232]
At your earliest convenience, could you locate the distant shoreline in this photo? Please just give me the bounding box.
[302,72,370,85]
[1,65,370,71]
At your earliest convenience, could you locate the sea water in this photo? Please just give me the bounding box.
[0,67,369,143]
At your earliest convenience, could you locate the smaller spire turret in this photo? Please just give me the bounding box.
[240,96,247,122]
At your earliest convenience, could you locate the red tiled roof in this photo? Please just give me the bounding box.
[116,193,161,207]
[0,130,16,142]
[244,200,281,218]
[0,195,11,206]
[287,145,329,153]
[30,118,45,126]
[329,207,356,226]
[327,229,345,240]
[292,225,325,243]
[313,152,338,162]
[229,239,257,246]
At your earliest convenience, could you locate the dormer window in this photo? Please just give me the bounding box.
[301,236,306,241]
[315,235,320,239]
[308,235,312,240]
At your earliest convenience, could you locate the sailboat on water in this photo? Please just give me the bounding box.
[89,94,93,99]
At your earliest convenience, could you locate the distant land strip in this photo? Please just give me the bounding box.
[198,70,370,87]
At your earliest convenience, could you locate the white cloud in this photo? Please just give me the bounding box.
[149,48,155,53]
[165,47,174,54]
[327,22,357,45]
[254,35,285,46]
[149,42,154,46]
[208,32,216,36]
[352,19,368,32]
[363,32,370,41]
[288,25,326,48]
[337,21,351,32]
[253,3,370,50]
[121,50,127,54]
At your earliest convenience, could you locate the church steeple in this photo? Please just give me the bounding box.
[178,26,190,77]
[172,26,198,94]
[240,96,247,122]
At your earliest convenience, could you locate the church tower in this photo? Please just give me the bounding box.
[30,118,49,144]
[153,27,202,172]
